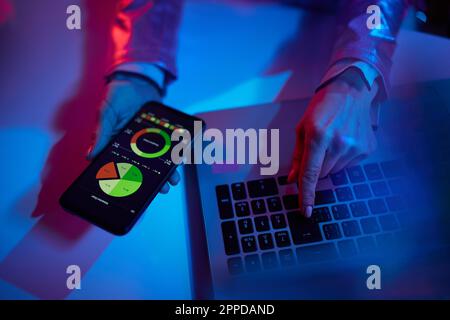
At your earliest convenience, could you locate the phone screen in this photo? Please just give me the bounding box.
[60,102,203,235]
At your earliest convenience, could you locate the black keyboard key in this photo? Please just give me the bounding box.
[371,181,390,197]
[244,254,261,272]
[282,194,299,210]
[216,185,233,219]
[350,201,369,217]
[379,214,399,231]
[251,199,267,214]
[274,231,291,247]
[247,178,278,198]
[277,176,290,185]
[332,204,350,220]
[364,163,383,180]
[241,236,257,253]
[315,189,336,205]
[353,184,372,199]
[227,257,244,275]
[323,223,342,240]
[258,233,274,250]
[311,207,332,223]
[231,182,247,200]
[357,236,377,254]
[338,240,358,258]
[296,243,338,264]
[386,195,405,211]
[388,178,405,195]
[254,216,270,232]
[261,252,278,269]
[368,198,387,214]
[341,220,362,237]
[267,197,282,212]
[238,218,254,234]
[270,214,287,229]
[330,170,348,186]
[347,165,366,183]
[360,217,380,234]
[221,221,240,255]
[335,187,354,202]
[381,160,404,178]
[287,211,323,245]
[235,201,250,217]
[279,249,296,267]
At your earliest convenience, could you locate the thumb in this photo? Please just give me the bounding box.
[87,105,118,160]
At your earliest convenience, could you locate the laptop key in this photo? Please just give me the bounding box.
[363,163,383,180]
[279,249,296,267]
[247,178,278,198]
[244,254,261,272]
[371,181,390,197]
[235,201,250,217]
[274,231,291,247]
[311,207,332,223]
[261,252,278,269]
[350,201,369,217]
[227,257,244,275]
[216,185,234,219]
[323,223,342,240]
[282,194,299,210]
[347,165,366,183]
[221,221,240,255]
[338,240,358,258]
[238,218,254,234]
[335,187,354,202]
[357,236,377,254]
[368,198,387,214]
[353,184,372,199]
[251,199,266,214]
[254,216,270,232]
[388,178,405,195]
[379,214,400,231]
[267,196,282,212]
[315,189,336,205]
[296,243,338,264]
[360,217,380,234]
[231,183,247,200]
[341,220,362,237]
[287,211,323,245]
[386,195,405,211]
[330,170,348,186]
[270,214,287,229]
[241,236,257,253]
[258,233,274,250]
[332,204,350,220]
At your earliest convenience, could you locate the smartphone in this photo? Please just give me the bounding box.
[60,102,204,235]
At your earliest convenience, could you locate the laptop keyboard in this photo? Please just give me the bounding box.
[216,160,407,275]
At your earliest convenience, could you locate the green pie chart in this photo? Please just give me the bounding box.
[96,162,143,197]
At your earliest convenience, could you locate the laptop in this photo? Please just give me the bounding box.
[185,79,450,299]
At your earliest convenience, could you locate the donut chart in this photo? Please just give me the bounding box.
[96,162,143,197]
[130,128,171,159]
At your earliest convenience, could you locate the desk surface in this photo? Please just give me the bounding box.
[0,0,449,299]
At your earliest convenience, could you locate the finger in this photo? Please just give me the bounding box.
[87,105,118,160]
[160,183,170,194]
[168,170,181,186]
[320,148,341,178]
[287,128,305,183]
[298,137,327,218]
[331,150,366,174]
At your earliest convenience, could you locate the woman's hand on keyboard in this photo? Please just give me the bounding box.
[288,68,378,217]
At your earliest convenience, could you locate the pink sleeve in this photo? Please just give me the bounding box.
[109,0,183,84]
